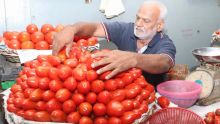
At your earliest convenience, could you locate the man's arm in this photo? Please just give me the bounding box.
[52,22,105,55]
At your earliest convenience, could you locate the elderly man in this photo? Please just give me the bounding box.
[52,0,176,86]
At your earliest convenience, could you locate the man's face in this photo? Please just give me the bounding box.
[134,4,161,40]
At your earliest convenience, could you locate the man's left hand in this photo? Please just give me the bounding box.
[91,50,137,79]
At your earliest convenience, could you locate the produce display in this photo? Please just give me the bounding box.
[204,108,220,124]
[6,46,156,123]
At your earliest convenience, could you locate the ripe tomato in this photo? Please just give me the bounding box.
[3,31,12,40]
[22,99,36,110]
[216,108,220,116]
[204,116,214,124]
[26,24,38,34]
[31,31,44,43]
[157,96,170,108]
[18,31,30,42]
[79,116,93,124]
[50,110,67,122]
[72,93,85,105]
[24,88,34,98]
[58,65,72,80]
[129,68,142,79]
[86,92,97,104]
[8,31,19,40]
[91,80,105,93]
[45,31,56,44]
[107,101,124,117]
[77,81,90,94]
[55,88,71,102]
[134,78,147,88]
[72,68,86,81]
[37,55,48,63]
[120,111,136,124]
[67,112,81,123]
[141,89,151,99]
[21,41,34,49]
[24,110,36,121]
[48,67,59,80]
[26,68,37,77]
[62,100,76,114]
[94,117,108,124]
[13,91,25,98]
[63,77,77,91]
[36,66,50,77]
[48,55,61,67]
[42,90,55,101]
[29,88,43,102]
[29,60,40,68]
[41,24,54,34]
[49,80,63,92]
[97,90,111,104]
[46,99,62,113]
[35,101,47,111]
[115,78,125,89]
[108,117,122,124]
[10,84,22,93]
[78,102,93,116]
[122,100,134,111]
[77,39,88,46]
[86,70,98,82]
[13,98,24,108]
[87,37,98,46]
[38,77,50,90]
[64,58,78,68]
[111,89,126,102]
[34,111,51,122]
[35,40,49,50]
[27,76,39,88]
[17,110,25,117]
[7,39,21,49]
[126,89,139,99]
[7,104,18,113]
[121,73,134,85]
[93,103,106,116]
[104,79,117,91]
[99,71,111,80]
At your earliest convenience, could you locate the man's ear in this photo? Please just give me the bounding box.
[156,20,164,32]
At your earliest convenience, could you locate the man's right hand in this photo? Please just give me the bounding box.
[52,25,75,56]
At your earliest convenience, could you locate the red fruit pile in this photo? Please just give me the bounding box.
[7,48,156,124]
[204,108,220,124]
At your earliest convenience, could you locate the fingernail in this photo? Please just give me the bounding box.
[105,76,110,80]
[91,54,95,58]
[96,70,100,74]
[91,63,95,68]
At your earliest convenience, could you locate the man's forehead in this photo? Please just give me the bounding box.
[137,4,160,19]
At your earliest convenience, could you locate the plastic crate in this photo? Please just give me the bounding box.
[1,81,15,90]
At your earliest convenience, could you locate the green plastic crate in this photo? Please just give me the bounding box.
[1,80,15,90]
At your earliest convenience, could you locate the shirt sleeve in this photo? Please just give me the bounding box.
[103,22,127,43]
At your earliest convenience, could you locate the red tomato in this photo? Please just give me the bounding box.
[35,40,49,50]
[63,77,77,91]
[91,80,105,93]
[122,100,134,111]
[31,31,44,43]
[105,79,117,91]
[49,80,63,92]
[99,71,111,80]
[58,65,72,80]
[3,31,12,40]
[38,77,50,90]
[129,68,142,80]
[13,98,24,108]
[216,109,220,116]
[141,89,151,99]
[206,112,215,118]
[204,116,214,124]
[73,68,86,81]
[7,39,21,49]
[72,93,85,105]
[42,90,55,101]
[7,104,18,113]
[44,31,56,44]
[67,112,81,123]
[24,110,36,121]
[94,117,108,124]
[111,89,126,102]
[55,88,71,102]
[125,89,139,99]
[29,60,41,68]
[77,81,90,94]
[138,103,149,113]
[21,41,34,49]
[18,31,30,42]
[78,102,93,116]
[51,110,67,122]
[146,84,154,93]
[37,55,48,63]
[121,73,134,85]
[86,92,97,104]
[36,66,50,77]
[8,31,19,40]
[48,55,62,67]
[157,96,170,108]
[41,24,54,34]
[29,88,43,102]
[24,88,34,98]
[16,110,25,117]
[26,68,37,77]
[97,90,111,104]
[48,67,59,80]
[108,117,122,124]
[62,100,76,114]
[35,101,47,111]
[64,58,78,68]
[77,39,88,46]
[13,91,25,98]
[26,24,38,34]
[107,101,124,117]
[120,111,136,124]
[34,111,51,122]
[86,70,98,82]
[79,116,93,124]
[27,77,39,88]
[7,98,14,104]
[46,99,62,113]
[22,99,36,110]
[87,37,98,46]
[93,103,106,116]
[10,84,22,93]
[115,78,125,89]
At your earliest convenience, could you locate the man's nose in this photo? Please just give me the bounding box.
[136,19,143,27]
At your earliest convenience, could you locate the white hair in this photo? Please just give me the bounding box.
[143,0,168,20]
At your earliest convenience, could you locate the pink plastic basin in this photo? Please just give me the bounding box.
[157,80,202,108]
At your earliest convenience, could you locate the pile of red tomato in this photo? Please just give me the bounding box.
[204,108,220,124]
[1,24,98,50]
[6,47,156,124]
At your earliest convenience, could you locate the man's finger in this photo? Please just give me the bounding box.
[96,63,115,75]
[91,51,109,58]
[65,42,73,57]
[105,68,121,80]
[92,57,111,68]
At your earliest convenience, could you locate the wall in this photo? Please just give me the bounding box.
[0,0,220,68]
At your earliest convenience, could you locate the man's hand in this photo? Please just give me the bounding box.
[91,50,138,79]
[52,25,75,56]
